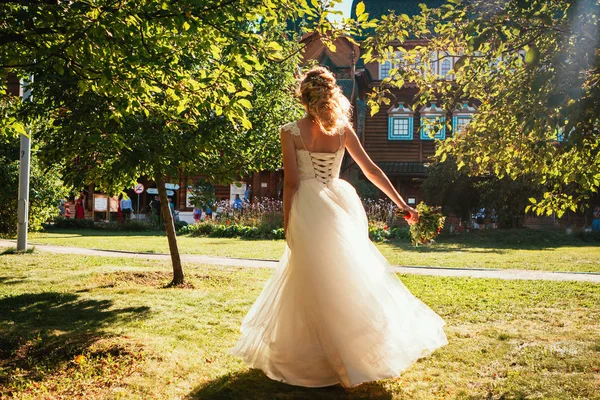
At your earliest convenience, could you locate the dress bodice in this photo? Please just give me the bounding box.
[281,121,345,185]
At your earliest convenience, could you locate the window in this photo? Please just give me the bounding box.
[453,115,471,134]
[379,51,404,80]
[452,103,477,136]
[441,59,451,77]
[379,61,392,79]
[420,116,446,140]
[407,197,416,205]
[388,117,413,140]
[388,104,414,140]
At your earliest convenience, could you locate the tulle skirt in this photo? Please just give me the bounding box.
[230,178,448,388]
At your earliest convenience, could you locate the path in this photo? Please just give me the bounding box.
[1,239,599,283]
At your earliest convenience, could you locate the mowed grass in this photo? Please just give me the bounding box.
[26,228,600,273]
[0,251,599,399]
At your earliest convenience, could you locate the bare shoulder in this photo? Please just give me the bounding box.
[279,121,300,136]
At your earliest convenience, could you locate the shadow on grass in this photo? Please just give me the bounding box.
[0,276,28,285]
[387,229,600,252]
[0,292,150,384]
[186,369,394,400]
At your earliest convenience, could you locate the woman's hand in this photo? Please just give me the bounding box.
[403,206,419,225]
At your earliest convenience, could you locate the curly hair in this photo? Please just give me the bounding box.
[297,66,351,136]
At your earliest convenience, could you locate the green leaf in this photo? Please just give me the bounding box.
[525,46,540,66]
[528,197,537,204]
[453,56,466,71]
[355,1,365,17]
[267,41,283,51]
[12,122,27,136]
[370,103,380,116]
[238,99,252,109]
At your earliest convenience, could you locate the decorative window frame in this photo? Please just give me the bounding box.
[387,103,414,141]
[419,104,446,140]
[452,102,477,136]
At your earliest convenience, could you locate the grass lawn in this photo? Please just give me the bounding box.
[1,251,599,399]
[25,228,600,273]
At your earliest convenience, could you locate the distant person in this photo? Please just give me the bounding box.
[205,204,213,220]
[120,194,133,222]
[168,197,175,217]
[244,185,252,202]
[58,199,66,217]
[593,206,600,232]
[232,194,243,211]
[64,201,72,218]
[75,193,85,219]
[193,206,202,223]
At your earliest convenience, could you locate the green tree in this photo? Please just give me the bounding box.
[0,136,67,234]
[420,156,480,222]
[0,0,319,285]
[364,0,599,218]
[188,179,217,211]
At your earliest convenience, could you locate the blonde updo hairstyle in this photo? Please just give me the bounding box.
[297,66,351,136]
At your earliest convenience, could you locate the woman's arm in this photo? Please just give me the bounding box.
[280,127,300,235]
[344,124,419,224]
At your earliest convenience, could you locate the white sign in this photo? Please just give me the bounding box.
[134,183,144,194]
[147,188,174,196]
[230,182,246,202]
[94,196,108,212]
[165,183,180,190]
[261,182,268,188]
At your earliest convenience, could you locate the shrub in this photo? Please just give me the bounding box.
[173,220,188,231]
[179,220,284,240]
[117,220,157,231]
[49,217,95,230]
[47,218,159,232]
[368,221,410,242]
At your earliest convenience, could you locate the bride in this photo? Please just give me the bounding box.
[230,66,447,388]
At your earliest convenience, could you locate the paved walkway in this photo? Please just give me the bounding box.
[1,239,599,283]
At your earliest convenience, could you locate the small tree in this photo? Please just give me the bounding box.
[188,179,217,211]
[420,157,480,222]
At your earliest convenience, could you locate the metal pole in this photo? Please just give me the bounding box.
[17,75,33,251]
[137,193,140,221]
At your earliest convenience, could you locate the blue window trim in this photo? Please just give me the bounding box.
[420,116,446,140]
[388,116,414,140]
[452,115,471,135]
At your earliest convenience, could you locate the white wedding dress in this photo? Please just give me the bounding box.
[230,121,448,388]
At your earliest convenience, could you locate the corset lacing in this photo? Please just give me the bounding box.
[291,121,344,185]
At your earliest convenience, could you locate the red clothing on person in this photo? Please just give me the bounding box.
[75,198,85,219]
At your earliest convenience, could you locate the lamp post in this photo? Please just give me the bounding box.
[16,75,33,251]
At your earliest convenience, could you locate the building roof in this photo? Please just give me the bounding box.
[376,161,428,176]
[350,0,446,20]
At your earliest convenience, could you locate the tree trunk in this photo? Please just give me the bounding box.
[156,174,184,285]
